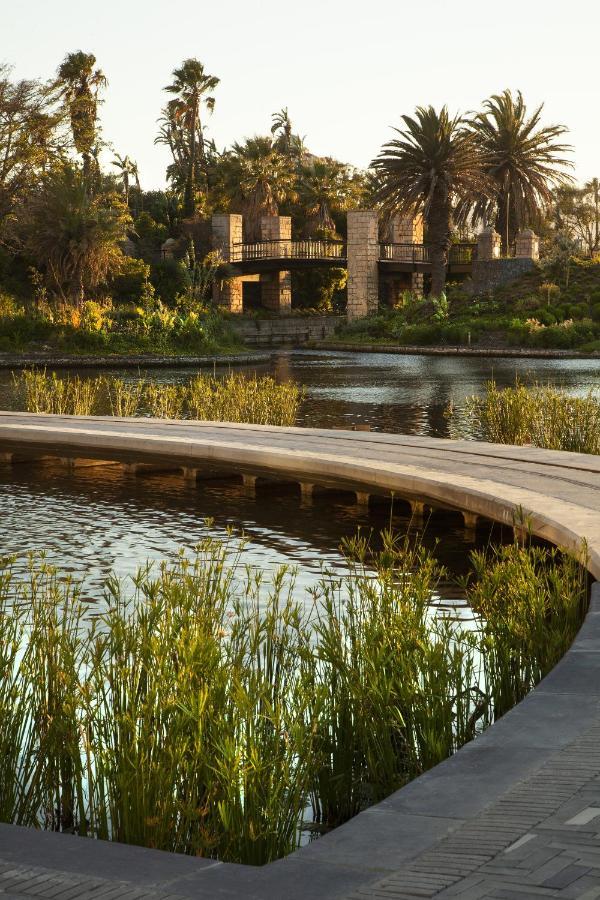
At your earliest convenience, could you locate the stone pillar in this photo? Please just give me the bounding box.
[212,214,244,313]
[515,228,539,260]
[260,216,292,315]
[347,210,379,319]
[477,226,501,261]
[389,213,424,297]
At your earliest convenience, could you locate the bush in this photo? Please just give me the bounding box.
[110,257,152,304]
[150,259,191,305]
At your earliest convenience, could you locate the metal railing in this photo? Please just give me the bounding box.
[379,242,477,265]
[228,239,346,263]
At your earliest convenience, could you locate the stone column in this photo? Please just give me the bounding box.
[260,216,292,315]
[212,214,243,313]
[389,213,424,297]
[347,210,379,319]
[515,228,539,260]
[477,226,501,261]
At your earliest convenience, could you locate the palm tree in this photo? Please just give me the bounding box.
[467,90,572,254]
[161,58,219,216]
[372,106,489,296]
[56,51,107,184]
[299,158,365,236]
[19,164,131,305]
[111,153,138,206]
[220,136,297,241]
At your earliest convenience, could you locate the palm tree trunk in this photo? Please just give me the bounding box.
[428,195,450,297]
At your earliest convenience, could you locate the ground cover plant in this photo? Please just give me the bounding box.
[0,531,588,864]
[11,369,302,427]
[453,380,600,454]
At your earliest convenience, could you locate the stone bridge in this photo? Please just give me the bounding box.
[206,212,539,318]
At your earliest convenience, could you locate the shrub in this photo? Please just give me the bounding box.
[110,257,152,304]
[150,259,191,305]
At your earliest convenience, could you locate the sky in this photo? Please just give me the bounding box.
[4,0,600,190]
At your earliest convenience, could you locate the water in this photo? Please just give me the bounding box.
[0,351,597,603]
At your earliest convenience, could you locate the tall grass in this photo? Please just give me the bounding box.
[11,369,302,426]
[456,380,600,454]
[0,533,588,863]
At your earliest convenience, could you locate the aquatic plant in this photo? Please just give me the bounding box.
[456,380,600,454]
[10,369,303,427]
[0,533,588,863]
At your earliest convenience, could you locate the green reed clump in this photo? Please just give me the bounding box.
[11,369,302,427]
[187,373,301,426]
[0,533,589,863]
[14,369,101,416]
[467,540,588,719]
[457,380,600,454]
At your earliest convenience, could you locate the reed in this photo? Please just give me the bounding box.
[0,533,588,864]
[457,380,600,454]
[11,370,302,427]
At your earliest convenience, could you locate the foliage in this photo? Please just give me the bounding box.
[0,533,588,861]
[55,51,107,184]
[12,369,302,426]
[465,90,572,253]
[455,380,600,454]
[372,106,489,296]
[16,165,131,305]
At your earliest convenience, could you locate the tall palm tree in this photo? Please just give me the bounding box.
[162,58,219,216]
[467,90,572,254]
[372,106,489,296]
[221,136,297,241]
[56,51,107,185]
[111,153,138,206]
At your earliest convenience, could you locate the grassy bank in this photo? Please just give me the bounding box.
[334,258,600,352]
[0,533,588,864]
[453,381,600,455]
[12,369,302,426]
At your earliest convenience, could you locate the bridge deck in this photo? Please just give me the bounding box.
[1,414,600,900]
[0,412,599,578]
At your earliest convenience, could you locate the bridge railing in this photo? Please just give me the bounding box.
[379,243,477,265]
[229,239,347,263]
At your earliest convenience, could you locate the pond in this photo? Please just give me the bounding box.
[0,350,598,602]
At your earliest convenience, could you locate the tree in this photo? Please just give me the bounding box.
[159,59,219,216]
[218,136,297,241]
[0,65,62,229]
[17,164,131,305]
[56,51,107,185]
[299,158,365,236]
[111,153,140,207]
[554,178,600,257]
[372,106,488,296]
[467,90,572,254]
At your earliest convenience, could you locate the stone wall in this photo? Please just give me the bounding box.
[230,315,343,347]
[212,214,243,313]
[260,217,292,314]
[471,258,537,293]
[347,211,379,319]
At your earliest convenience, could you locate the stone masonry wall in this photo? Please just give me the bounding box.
[212,214,243,313]
[471,258,536,293]
[260,217,292,314]
[347,211,379,319]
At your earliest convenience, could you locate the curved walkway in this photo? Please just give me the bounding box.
[0,415,599,899]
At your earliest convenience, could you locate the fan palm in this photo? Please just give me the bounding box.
[221,137,297,241]
[372,106,489,296]
[56,52,107,184]
[162,58,219,216]
[299,158,365,236]
[467,90,572,254]
[111,153,139,206]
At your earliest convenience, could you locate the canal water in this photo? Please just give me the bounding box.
[0,351,598,605]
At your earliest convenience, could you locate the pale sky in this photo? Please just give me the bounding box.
[5,0,599,189]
